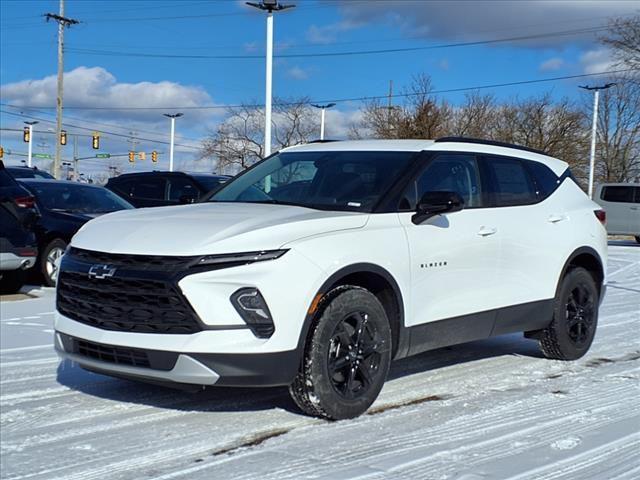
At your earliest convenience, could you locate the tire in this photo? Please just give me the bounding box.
[289,286,392,420]
[539,267,599,360]
[0,270,26,294]
[635,236,640,244]
[40,238,67,287]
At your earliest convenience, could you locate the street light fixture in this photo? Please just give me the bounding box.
[24,121,38,168]
[246,0,295,158]
[163,113,183,172]
[579,83,616,198]
[311,103,336,140]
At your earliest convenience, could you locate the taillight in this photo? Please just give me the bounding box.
[594,209,606,225]
[14,195,35,209]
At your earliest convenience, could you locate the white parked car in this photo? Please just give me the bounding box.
[594,183,640,243]
[54,138,608,419]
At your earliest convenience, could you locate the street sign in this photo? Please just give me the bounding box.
[95,153,111,158]
[33,153,52,159]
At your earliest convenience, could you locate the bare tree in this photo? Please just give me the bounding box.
[201,97,316,174]
[601,15,640,72]
[450,92,497,138]
[595,80,640,182]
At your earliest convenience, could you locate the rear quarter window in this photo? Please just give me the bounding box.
[601,186,635,203]
[526,161,560,199]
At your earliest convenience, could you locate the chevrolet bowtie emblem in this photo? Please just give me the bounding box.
[88,264,117,279]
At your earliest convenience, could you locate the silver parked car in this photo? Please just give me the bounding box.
[594,183,640,243]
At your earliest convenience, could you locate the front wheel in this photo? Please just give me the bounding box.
[539,267,599,360]
[289,287,392,420]
[40,238,67,287]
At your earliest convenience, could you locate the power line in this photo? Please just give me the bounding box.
[64,26,610,60]
[2,68,634,112]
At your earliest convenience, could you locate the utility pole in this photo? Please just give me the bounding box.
[45,1,79,180]
[311,103,336,140]
[73,134,79,180]
[163,113,183,172]
[579,83,616,198]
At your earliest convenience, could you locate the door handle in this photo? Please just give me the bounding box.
[548,214,567,224]
[477,226,497,237]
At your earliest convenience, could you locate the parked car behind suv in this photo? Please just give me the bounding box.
[5,165,55,179]
[594,183,640,243]
[18,179,133,286]
[0,198,38,293]
[54,138,607,419]
[106,171,230,208]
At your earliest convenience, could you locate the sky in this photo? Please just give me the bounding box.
[0,0,638,178]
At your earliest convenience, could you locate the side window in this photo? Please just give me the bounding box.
[601,186,635,203]
[485,156,537,207]
[131,178,166,200]
[526,161,560,199]
[401,154,483,210]
[167,177,198,201]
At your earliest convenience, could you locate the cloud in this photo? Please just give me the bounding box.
[306,20,363,45]
[580,48,617,74]
[539,57,565,72]
[0,66,216,125]
[286,66,310,80]
[333,1,637,48]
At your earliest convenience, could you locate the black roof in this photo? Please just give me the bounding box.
[435,137,548,156]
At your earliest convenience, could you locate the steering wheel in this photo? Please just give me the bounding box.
[237,185,273,202]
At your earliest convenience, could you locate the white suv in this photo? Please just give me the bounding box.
[54,138,608,419]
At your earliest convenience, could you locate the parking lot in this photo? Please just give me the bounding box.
[1,241,638,480]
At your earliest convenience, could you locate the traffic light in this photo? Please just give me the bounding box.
[138,151,146,161]
[0,146,3,159]
[23,126,30,143]
[60,130,67,146]
[92,132,100,150]
[151,151,158,163]
[128,151,135,163]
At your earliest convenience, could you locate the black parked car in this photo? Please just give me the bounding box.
[17,179,133,286]
[0,160,38,211]
[6,166,55,179]
[105,171,230,208]
[0,198,38,294]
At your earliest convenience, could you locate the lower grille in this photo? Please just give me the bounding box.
[57,271,202,334]
[76,339,151,368]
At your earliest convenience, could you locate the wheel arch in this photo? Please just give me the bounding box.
[298,263,408,360]
[558,247,605,297]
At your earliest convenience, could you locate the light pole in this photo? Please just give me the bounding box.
[579,83,616,198]
[246,0,295,157]
[163,113,183,172]
[24,121,38,167]
[311,103,336,140]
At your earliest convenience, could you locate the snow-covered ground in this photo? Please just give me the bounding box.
[1,242,638,480]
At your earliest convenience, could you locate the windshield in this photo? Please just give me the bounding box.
[24,182,133,213]
[8,168,54,179]
[208,151,414,212]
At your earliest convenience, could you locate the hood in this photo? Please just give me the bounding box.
[71,202,368,255]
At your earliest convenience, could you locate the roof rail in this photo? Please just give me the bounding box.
[308,139,339,144]
[435,136,548,156]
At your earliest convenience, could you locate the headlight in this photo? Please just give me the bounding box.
[196,249,288,267]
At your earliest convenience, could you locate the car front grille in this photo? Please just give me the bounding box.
[67,247,198,271]
[57,249,203,334]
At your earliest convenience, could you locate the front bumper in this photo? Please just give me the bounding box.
[55,331,300,387]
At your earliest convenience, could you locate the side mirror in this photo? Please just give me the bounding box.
[178,194,197,204]
[412,191,464,225]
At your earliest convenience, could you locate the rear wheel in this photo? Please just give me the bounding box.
[0,270,26,294]
[40,238,66,287]
[635,236,640,244]
[539,267,599,360]
[289,287,392,420]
